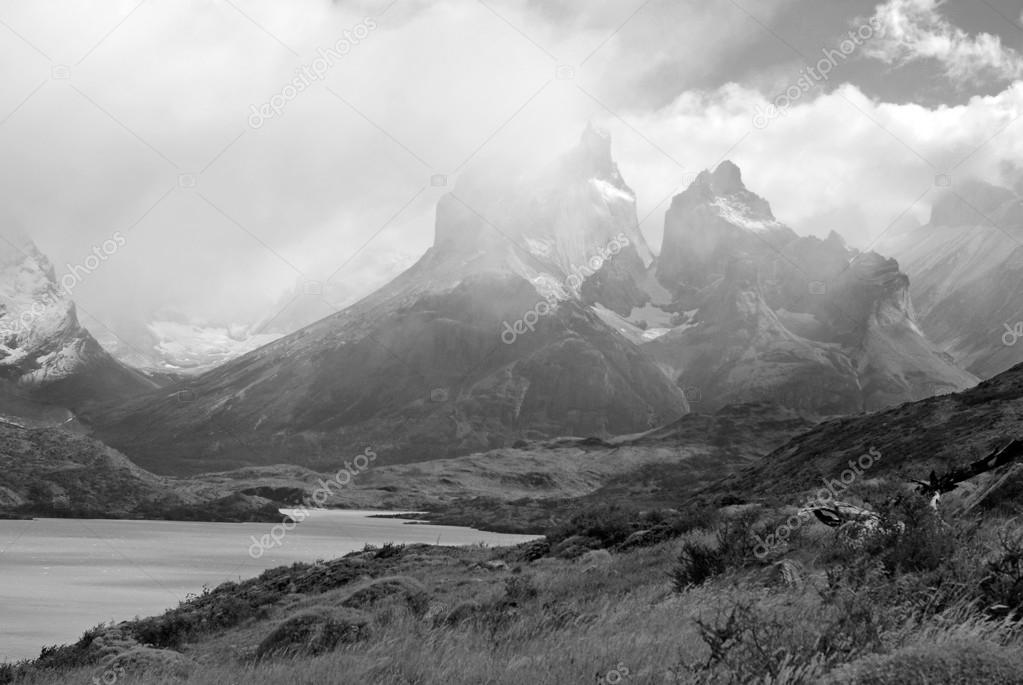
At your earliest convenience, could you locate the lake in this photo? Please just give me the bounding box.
[0,511,538,661]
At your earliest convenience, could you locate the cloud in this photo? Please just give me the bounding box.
[0,0,1020,354]
[0,0,796,340]
[863,0,1023,85]
[608,80,1023,253]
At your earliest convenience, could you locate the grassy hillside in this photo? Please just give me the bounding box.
[0,423,287,522]
[6,366,1023,683]
[348,403,812,533]
[723,362,1023,498]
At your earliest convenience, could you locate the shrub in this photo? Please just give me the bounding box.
[875,495,957,574]
[820,492,959,575]
[980,523,1023,618]
[678,569,931,683]
[374,542,406,559]
[671,540,727,591]
[502,575,539,606]
[671,513,762,591]
[547,503,638,549]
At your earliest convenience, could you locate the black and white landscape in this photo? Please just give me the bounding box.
[2,1,1023,683]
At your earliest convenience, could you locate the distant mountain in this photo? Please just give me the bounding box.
[0,231,155,413]
[628,162,977,414]
[0,420,288,521]
[85,127,688,475]
[876,179,1023,378]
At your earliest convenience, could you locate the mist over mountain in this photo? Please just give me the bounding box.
[877,179,1023,378]
[604,161,977,414]
[84,128,688,475]
[6,2,1023,681]
[0,230,154,417]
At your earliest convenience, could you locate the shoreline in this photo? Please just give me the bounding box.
[0,512,540,663]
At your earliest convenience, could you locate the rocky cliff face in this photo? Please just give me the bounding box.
[85,129,688,476]
[643,162,976,414]
[657,161,795,289]
[876,180,1023,378]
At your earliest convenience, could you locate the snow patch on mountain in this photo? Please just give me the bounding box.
[591,178,635,204]
[710,196,783,233]
[149,321,281,371]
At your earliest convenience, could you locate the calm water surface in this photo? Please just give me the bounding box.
[0,511,537,661]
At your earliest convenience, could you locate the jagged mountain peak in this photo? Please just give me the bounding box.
[430,126,653,312]
[0,230,154,410]
[686,160,749,197]
[670,161,779,229]
[577,123,614,172]
[706,160,745,195]
[658,161,792,289]
[0,229,41,262]
[825,230,847,247]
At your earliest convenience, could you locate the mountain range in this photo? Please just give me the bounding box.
[80,127,687,475]
[76,128,980,476]
[636,161,977,413]
[4,127,1019,492]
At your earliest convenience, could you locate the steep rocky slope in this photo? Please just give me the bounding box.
[724,361,1023,498]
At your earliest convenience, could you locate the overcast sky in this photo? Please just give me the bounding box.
[1,0,1022,345]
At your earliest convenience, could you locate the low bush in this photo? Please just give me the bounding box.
[671,512,763,591]
[672,540,727,590]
